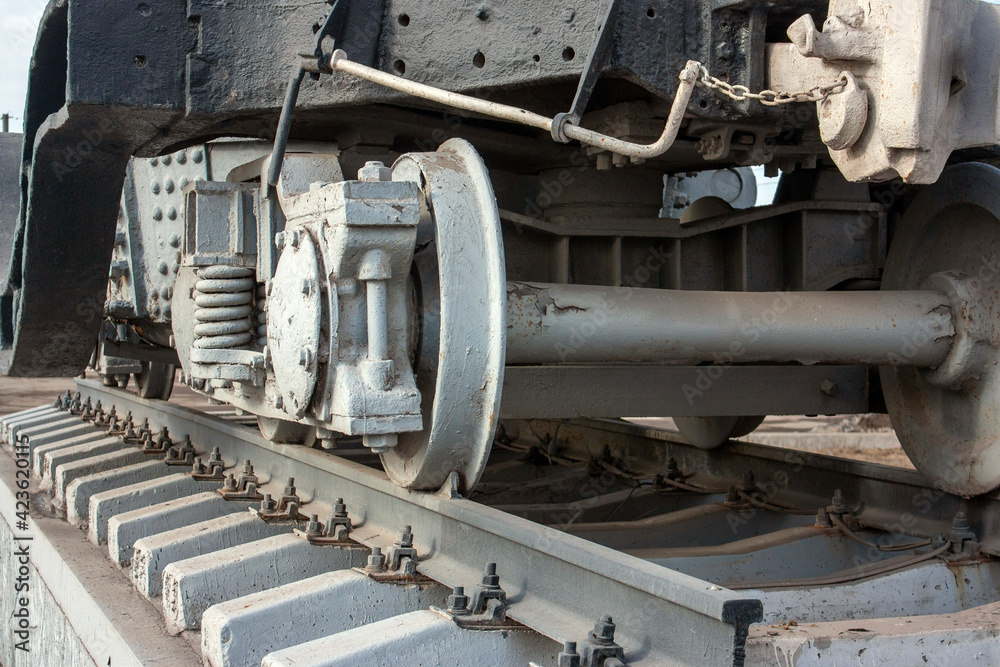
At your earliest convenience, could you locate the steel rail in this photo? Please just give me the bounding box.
[73,379,762,666]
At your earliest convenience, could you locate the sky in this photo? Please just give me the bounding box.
[0,0,47,132]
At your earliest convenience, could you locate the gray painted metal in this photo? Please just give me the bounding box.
[384,139,507,493]
[201,570,447,667]
[76,379,763,666]
[500,364,868,418]
[881,163,1000,496]
[506,282,954,366]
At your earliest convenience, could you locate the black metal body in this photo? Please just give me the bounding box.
[3,0,828,376]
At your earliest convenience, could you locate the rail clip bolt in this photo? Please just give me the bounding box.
[366,547,387,573]
[590,615,616,645]
[447,586,471,615]
[558,641,581,667]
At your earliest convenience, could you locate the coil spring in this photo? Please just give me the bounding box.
[255,283,267,349]
[193,266,255,349]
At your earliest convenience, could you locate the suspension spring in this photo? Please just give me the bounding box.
[193,266,255,349]
[255,283,267,350]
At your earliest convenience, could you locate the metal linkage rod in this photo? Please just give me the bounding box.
[326,50,701,159]
[505,282,955,367]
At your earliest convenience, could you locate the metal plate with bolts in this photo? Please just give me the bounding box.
[268,230,323,419]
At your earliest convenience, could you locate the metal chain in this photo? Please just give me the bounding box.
[697,65,849,106]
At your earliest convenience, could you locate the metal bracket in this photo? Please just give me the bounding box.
[552,0,624,144]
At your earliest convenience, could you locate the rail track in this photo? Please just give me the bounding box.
[2,379,1000,666]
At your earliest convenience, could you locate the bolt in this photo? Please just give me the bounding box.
[305,514,323,537]
[301,279,313,296]
[283,478,296,496]
[665,457,682,481]
[558,641,581,667]
[591,615,616,644]
[447,586,471,615]
[830,489,850,514]
[333,497,347,516]
[366,546,387,573]
[821,379,838,396]
[191,457,207,475]
[357,161,392,182]
[739,470,756,493]
[223,473,237,491]
[814,508,832,528]
[298,348,314,367]
[260,494,278,512]
[475,5,490,20]
[397,525,414,549]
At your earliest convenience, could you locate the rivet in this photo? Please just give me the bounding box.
[192,149,204,164]
[149,157,159,167]
[168,233,181,248]
[150,181,161,195]
[161,287,171,299]
[158,262,169,275]
[167,207,178,220]
[176,150,187,164]
[162,155,172,166]
[179,177,190,189]
[165,179,175,194]
[152,207,163,221]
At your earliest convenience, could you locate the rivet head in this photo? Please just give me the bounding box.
[152,207,163,221]
[192,148,204,163]
[158,262,169,275]
[150,181,161,195]
[162,154,172,166]
[176,150,187,164]
[165,179,175,194]
[149,157,159,167]
[168,233,181,247]
[167,207,178,220]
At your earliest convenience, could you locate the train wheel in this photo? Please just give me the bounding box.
[881,163,1000,496]
[134,361,175,400]
[379,139,506,493]
[256,416,316,445]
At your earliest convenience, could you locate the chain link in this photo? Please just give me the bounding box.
[697,66,849,106]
